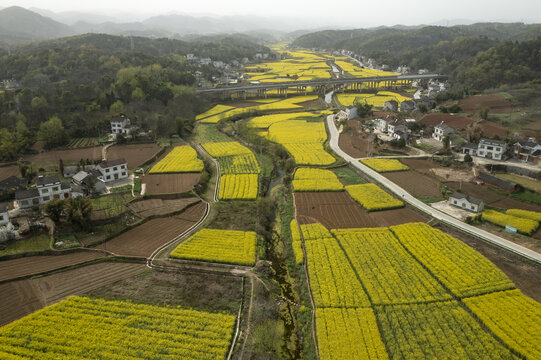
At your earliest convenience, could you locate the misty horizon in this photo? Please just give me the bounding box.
[1,0,540,30]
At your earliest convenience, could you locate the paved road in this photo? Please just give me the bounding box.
[326,115,541,264]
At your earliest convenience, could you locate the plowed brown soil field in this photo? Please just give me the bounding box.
[383,170,443,198]
[24,147,103,165]
[95,216,203,257]
[128,198,200,217]
[458,94,516,114]
[0,262,145,326]
[419,114,474,129]
[143,173,200,195]
[0,165,19,181]
[0,251,106,282]
[339,131,369,158]
[294,192,426,229]
[107,143,161,170]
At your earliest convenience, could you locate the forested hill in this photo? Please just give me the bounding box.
[0,33,268,159]
[291,23,541,51]
[292,23,541,90]
[0,33,270,64]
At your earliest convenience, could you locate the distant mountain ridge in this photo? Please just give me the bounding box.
[0,6,72,43]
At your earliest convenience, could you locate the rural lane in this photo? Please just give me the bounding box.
[326,115,541,265]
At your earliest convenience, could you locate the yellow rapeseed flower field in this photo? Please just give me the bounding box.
[170,228,257,266]
[345,183,404,211]
[390,223,514,297]
[506,208,541,222]
[202,141,260,174]
[218,174,258,200]
[292,168,343,192]
[247,112,320,129]
[149,145,203,173]
[464,289,541,360]
[0,296,235,360]
[200,96,318,123]
[195,104,235,121]
[333,227,451,304]
[300,222,332,240]
[360,158,409,172]
[336,91,411,108]
[376,301,517,359]
[316,308,389,360]
[481,209,539,235]
[305,238,371,307]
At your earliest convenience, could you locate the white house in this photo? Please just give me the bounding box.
[110,115,133,135]
[461,143,478,156]
[200,58,211,65]
[73,170,107,193]
[63,164,97,178]
[186,54,198,61]
[477,138,507,160]
[513,138,541,164]
[432,121,455,141]
[374,118,389,132]
[387,120,407,137]
[16,176,72,209]
[97,159,128,183]
[0,203,9,226]
[449,192,484,213]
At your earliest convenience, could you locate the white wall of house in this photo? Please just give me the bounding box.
[432,126,453,141]
[449,197,484,213]
[477,141,506,160]
[37,184,71,204]
[0,211,9,226]
[99,164,128,182]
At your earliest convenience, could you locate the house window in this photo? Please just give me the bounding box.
[53,186,59,191]
[43,196,50,201]
[42,188,49,193]
[122,172,126,176]
[471,205,475,210]
[487,146,493,150]
[121,165,126,169]
[453,200,457,204]
[0,215,4,221]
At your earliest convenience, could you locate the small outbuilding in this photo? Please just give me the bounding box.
[449,192,484,213]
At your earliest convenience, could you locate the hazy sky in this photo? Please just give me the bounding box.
[2,0,541,27]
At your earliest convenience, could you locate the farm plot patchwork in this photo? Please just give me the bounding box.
[336,91,411,108]
[0,262,146,327]
[200,96,318,124]
[196,104,235,121]
[24,146,103,166]
[292,168,343,192]
[149,145,203,173]
[266,119,335,165]
[202,141,260,200]
[107,143,162,170]
[383,170,442,198]
[0,296,236,360]
[170,228,256,266]
[95,216,204,257]
[464,289,541,360]
[334,228,451,305]
[345,183,404,211]
[506,208,541,221]
[390,223,514,297]
[66,137,99,148]
[294,192,425,229]
[360,158,409,172]
[375,301,517,360]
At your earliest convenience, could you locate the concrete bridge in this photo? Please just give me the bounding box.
[196,73,447,99]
